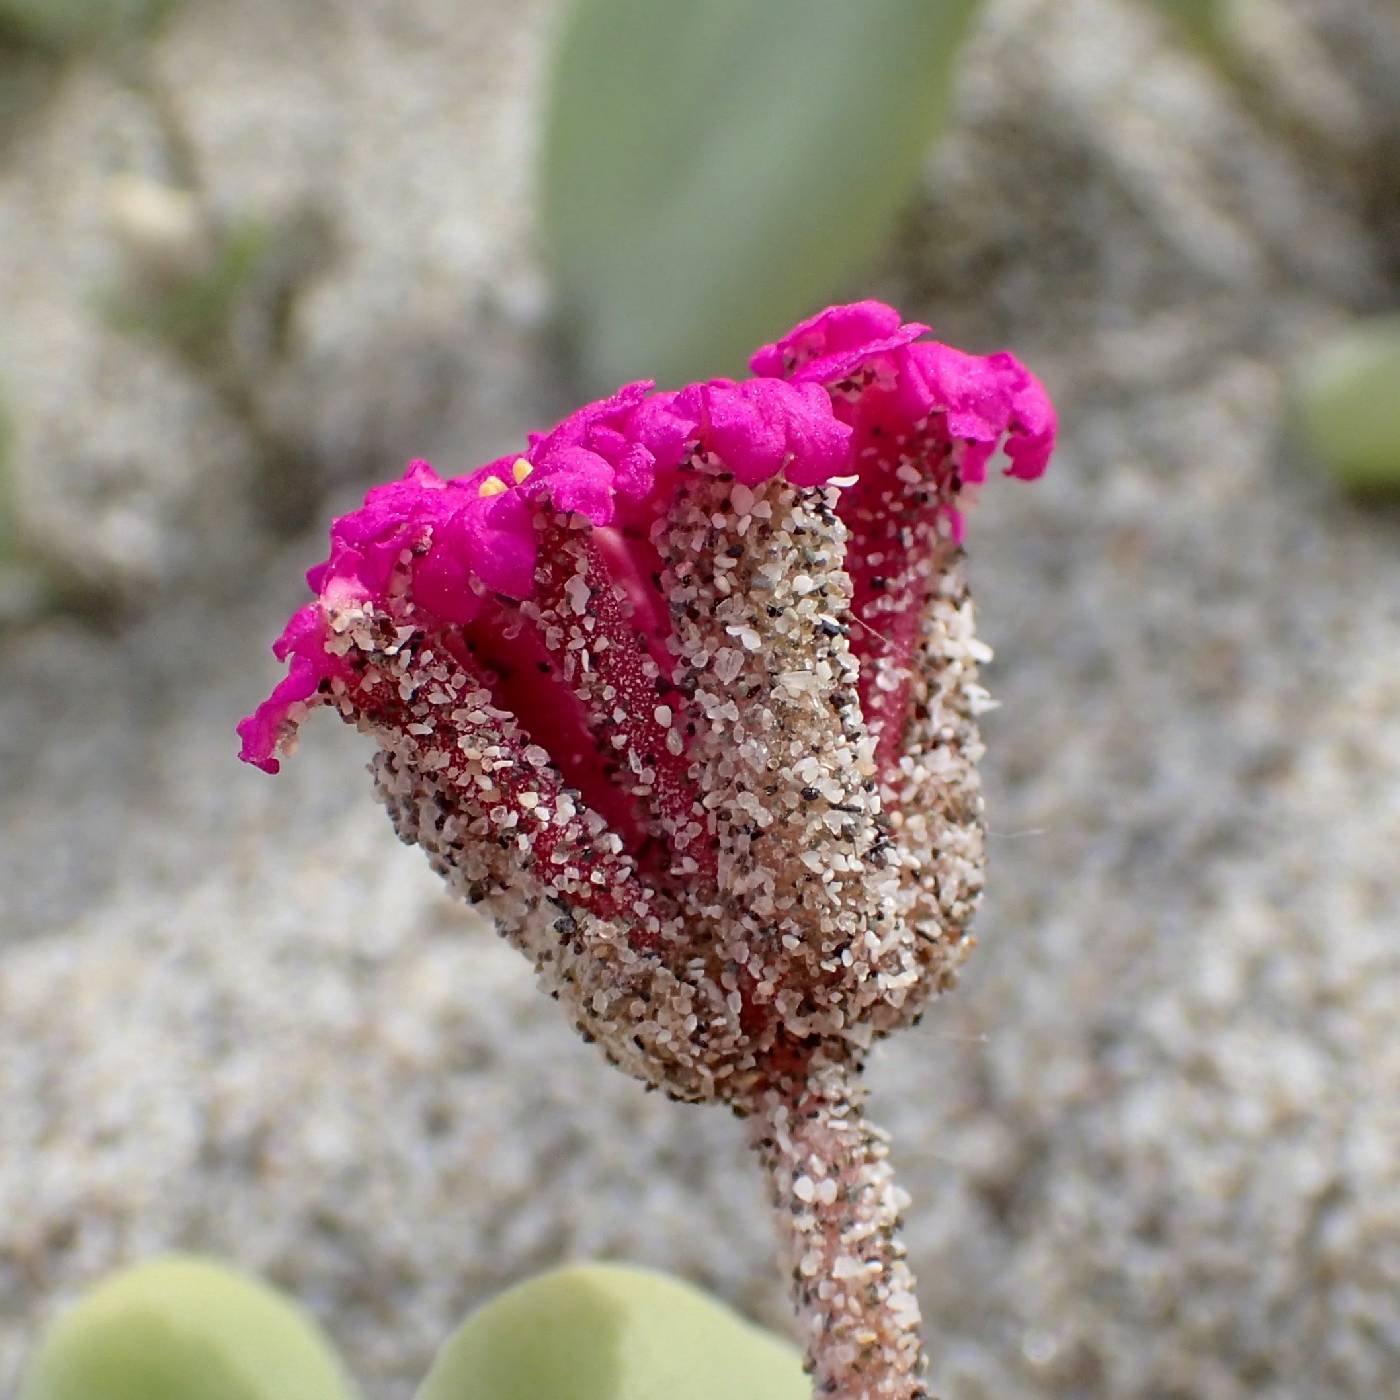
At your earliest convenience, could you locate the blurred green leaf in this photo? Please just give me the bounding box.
[21,1255,357,1400]
[417,1263,808,1400]
[542,0,982,390]
[0,0,174,52]
[1295,316,1400,496]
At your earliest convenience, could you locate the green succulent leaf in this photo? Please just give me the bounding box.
[541,0,982,390]
[417,1263,808,1400]
[21,1255,357,1400]
[1295,316,1400,497]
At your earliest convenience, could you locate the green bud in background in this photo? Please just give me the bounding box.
[541,0,982,391]
[1295,316,1400,497]
[417,1263,808,1400]
[20,1255,356,1400]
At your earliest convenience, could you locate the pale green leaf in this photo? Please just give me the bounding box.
[20,1255,357,1400]
[416,1263,808,1400]
[542,0,982,390]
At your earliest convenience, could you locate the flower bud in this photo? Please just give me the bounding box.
[238,302,1054,1107]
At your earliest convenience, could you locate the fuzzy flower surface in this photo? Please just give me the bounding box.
[238,302,1053,1105]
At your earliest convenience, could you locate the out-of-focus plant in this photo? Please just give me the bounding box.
[418,1264,807,1400]
[1136,0,1396,193]
[1137,0,1232,59]
[0,386,14,560]
[102,175,271,365]
[1295,316,1400,497]
[541,0,982,390]
[0,386,47,623]
[0,0,174,52]
[20,1255,356,1400]
[21,1257,804,1400]
[100,173,331,531]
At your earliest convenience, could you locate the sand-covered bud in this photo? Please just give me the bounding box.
[239,302,1053,1107]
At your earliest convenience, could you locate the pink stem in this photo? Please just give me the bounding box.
[748,1060,929,1400]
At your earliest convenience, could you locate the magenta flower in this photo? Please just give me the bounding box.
[239,302,1053,1398]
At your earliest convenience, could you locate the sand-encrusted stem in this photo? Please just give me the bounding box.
[749,1061,927,1400]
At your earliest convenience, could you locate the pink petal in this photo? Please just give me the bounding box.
[750,300,928,384]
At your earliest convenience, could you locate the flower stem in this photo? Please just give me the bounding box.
[748,1059,929,1399]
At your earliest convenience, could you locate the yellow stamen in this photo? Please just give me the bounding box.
[478,476,509,498]
[512,458,534,484]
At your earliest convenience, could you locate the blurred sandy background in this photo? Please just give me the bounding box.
[1,1,1397,1396]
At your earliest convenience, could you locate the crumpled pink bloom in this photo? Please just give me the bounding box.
[753,298,1054,487]
[239,301,1054,1399]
